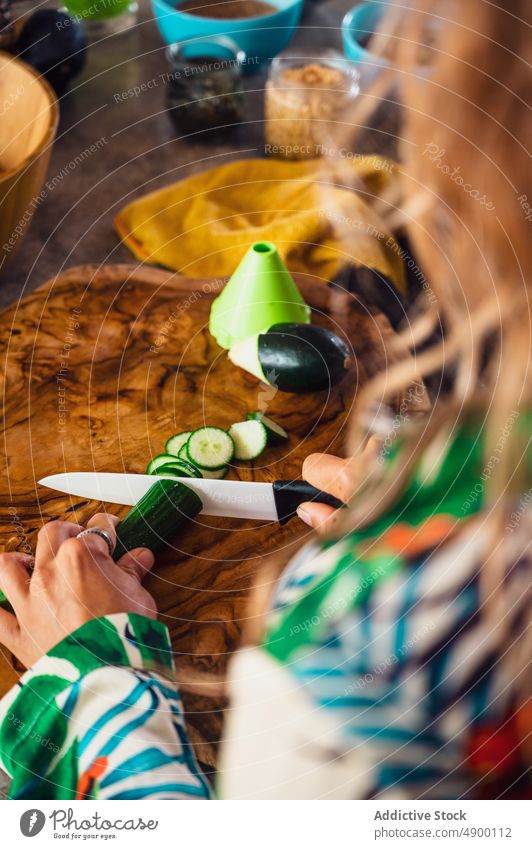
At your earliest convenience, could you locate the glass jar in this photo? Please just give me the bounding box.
[165,36,245,137]
[265,49,360,160]
[62,0,138,36]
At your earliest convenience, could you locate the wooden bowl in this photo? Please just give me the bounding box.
[0,51,59,274]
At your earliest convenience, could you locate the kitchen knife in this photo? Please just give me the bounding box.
[39,472,344,524]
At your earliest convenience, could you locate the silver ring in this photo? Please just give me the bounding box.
[76,528,115,556]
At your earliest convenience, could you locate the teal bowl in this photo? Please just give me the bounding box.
[151,0,304,70]
[342,1,389,83]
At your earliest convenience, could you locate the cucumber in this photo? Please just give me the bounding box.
[151,460,202,478]
[200,466,228,480]
[178,444,204,475]
[247,411,288,445]
[178,442,227,479]
[186,426,234,470]
[165,431,191,457]
[146,454,181,475]
[228,419,267,461]
[113,478,202,561]
[228,323,352,393]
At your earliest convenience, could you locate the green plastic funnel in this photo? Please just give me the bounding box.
[209,241,310,349]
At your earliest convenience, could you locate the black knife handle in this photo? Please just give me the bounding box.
[273,480,344,525]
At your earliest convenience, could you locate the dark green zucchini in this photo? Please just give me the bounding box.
[229,323,351,393]
[113,478,202,561]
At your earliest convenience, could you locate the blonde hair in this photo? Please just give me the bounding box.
[183,2,532,706]
[326,0,531,693]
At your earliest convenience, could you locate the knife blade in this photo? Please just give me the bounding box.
[38,472,343,524]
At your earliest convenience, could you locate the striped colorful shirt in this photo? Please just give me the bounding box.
[0,414,530,798]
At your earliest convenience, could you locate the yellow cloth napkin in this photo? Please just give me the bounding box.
[115,155,406,292]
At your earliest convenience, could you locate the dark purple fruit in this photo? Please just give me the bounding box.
[17,9,87,95]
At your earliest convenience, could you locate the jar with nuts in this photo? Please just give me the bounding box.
[265,50,360,160]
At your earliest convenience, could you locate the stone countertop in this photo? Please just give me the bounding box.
[0,0,365,309]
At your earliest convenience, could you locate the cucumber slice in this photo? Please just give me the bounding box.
[165,431,191,457]
[178,445,203,475]
[186,426,234,470]
[200,466,228,480]
[152,460,202,479]
[146,454,182,475]
[113,478,202,561]
[176,443,225,478]
[178,444,189,462]
[228,420,267,461]
[247,411,288,445]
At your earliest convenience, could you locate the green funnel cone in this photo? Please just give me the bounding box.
[209,241,311,349]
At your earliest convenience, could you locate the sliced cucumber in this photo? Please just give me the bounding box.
[247,411,288,445]
[228,420,267,461]
[176,442,226,478]
[200,466,228,480]
[165,431,191,457]
[113,478,202,561]
[146,453,182,475]
[186,426,234,470]
[152,460,202,479]
[229,323,351,393]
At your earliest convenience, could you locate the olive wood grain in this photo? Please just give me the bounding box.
[0,263,400,770]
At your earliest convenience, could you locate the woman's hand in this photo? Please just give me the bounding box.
[0,512,156,668]
[297,436,382,534]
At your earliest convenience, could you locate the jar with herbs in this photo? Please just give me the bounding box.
[165,36,245,137]
[265,50,360,160]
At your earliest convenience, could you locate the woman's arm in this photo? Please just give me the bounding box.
[0,515,210,800]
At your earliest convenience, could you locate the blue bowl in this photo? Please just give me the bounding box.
[342,1,389,82]
[151,0,304,70]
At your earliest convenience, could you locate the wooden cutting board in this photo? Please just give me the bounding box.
[0,263,396,771]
